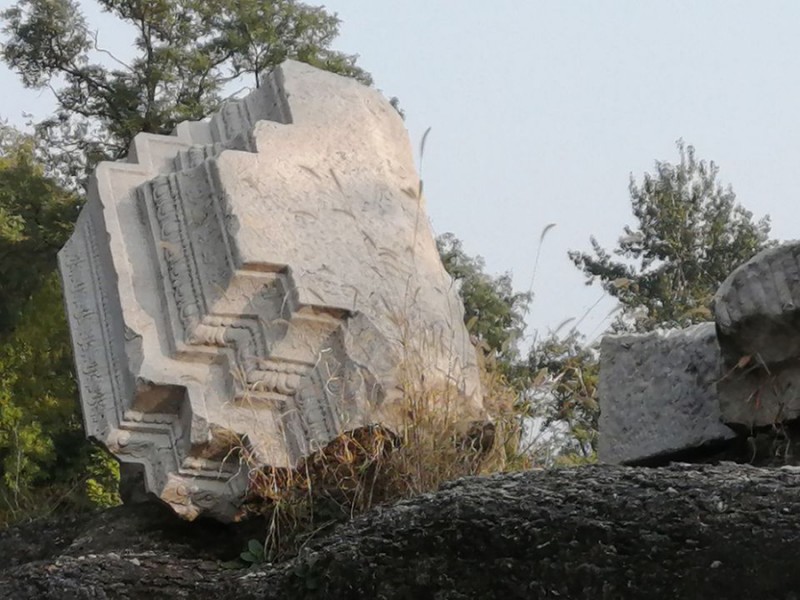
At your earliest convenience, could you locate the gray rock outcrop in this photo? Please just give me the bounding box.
[4,464,800,599]
[58,60,483,522]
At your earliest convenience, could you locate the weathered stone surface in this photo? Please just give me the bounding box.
[715,242,800,365]
[710,242,800,427]
[598,322,735,464]
[5,464,800,599]
[58,60,483,521]
[717,360,800,427]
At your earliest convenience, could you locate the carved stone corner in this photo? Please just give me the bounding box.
[59,60,483,521]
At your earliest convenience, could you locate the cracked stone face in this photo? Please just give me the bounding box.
[59,61,484,521]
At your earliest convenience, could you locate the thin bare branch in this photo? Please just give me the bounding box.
[91,30,132,71]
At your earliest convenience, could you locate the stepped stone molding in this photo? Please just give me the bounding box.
[59,60,483,521]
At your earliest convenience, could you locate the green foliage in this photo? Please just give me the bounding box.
[435,231,598,462]
[0,130,117,525]
[0,124,78,334]
[569,140,772,332]
[527,331,599,457]
[1,0,371,186]
[202,0,371,86]
[240,539,267,565]
[0,273,81,513]
[84,446,121,508]
[436,232,530,372]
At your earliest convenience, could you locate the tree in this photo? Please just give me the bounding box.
[569,140,772,332]
[435,231,600,463]
[0,123,78,335]
[436,233,530,375]
[525,331,599,461]
[0,127,115,525]
[1,0,371,187]
[0,274,79,516]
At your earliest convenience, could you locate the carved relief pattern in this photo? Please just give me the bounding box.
[60,208,126,441]
[141,173,206,335]
[248,360,307,394]
[61,230,110,440]
[173,143,226,171]
[139,131,355,463]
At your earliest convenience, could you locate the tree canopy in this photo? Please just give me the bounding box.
[569,140,772,332]
[1,0,370,187]
[436,232,530,374]
[526,331,599,460]
[0,124,78,335]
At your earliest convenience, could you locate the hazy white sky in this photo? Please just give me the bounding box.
[2,1,798,346]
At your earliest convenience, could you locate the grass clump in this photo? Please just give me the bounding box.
[234,347,533,563]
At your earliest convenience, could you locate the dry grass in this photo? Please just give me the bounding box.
[232,345,532,562]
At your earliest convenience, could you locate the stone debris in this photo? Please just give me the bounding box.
[600,242,800,463]
[59,60,483,521]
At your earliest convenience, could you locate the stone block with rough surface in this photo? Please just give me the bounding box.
[714,242,800,366]
[58,61,483,521]
[717,362,800,427]
[598,323,734,464]
[713,242,800,427]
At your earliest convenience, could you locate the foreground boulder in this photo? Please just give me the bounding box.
[3,464,800,599]
[58,60,482,521]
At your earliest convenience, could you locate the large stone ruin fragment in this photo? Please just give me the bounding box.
[598,241,800,465]
[58,60,484,521]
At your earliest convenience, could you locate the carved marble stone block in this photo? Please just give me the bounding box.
[59,60,483,521]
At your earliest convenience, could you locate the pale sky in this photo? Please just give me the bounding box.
[2,1,798,347]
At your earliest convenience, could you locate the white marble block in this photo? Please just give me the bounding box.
[59,61,483,521]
